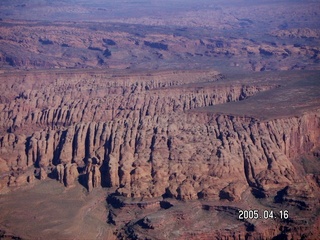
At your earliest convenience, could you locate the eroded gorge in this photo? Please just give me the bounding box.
[0,69,319,239]
[1,0,320,239]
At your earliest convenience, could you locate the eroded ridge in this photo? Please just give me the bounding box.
[0,69,273,191]
[0,69,319,239]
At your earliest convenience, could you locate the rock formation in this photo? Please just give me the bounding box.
[64,163,79,188]
[0,68,319,239]
[85,158,101,192]
[1,70,319,198]
[55,163,78,187]
[0,0,320,238]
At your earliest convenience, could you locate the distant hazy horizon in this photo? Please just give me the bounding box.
[0,0,315,22]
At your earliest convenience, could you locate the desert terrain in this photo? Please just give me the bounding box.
[0,0,319,239]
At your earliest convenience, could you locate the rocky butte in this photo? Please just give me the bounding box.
[0,0,320,239]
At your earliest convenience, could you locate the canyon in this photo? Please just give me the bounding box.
[0,68,319,239]
[0,0,320,239]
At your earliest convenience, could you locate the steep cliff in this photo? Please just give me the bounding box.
[0,69,319,239]
[0,69,277,194]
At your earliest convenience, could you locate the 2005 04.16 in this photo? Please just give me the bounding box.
[238,210,289,220]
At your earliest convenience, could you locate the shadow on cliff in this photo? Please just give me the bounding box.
[78,172,88,190]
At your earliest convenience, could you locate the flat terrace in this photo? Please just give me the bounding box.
[191,70,320,121]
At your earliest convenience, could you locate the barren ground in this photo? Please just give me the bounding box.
[0,180,116,240]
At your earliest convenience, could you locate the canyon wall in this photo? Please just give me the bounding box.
[0,70,319,204]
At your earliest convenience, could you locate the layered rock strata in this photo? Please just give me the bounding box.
[0,70,319,200]
[0,69,319,239]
